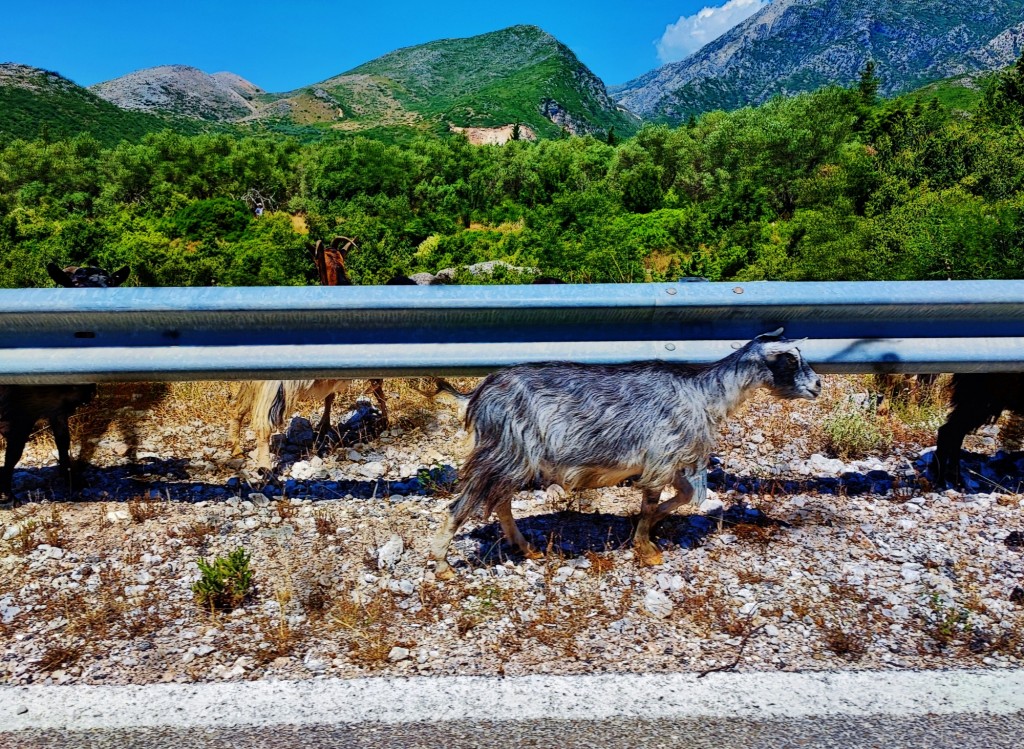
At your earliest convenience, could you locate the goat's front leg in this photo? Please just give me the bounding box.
[1,423,32,501]
[633,487,665,566]
[654,472,695,524]
[633,474,695,566]
[368,379,389,425]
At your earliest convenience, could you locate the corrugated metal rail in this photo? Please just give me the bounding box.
[1,280,1023,383]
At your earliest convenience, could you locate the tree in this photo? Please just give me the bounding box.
[510,122,521,141]
[858,60,880,104]
[980,53,1024,126]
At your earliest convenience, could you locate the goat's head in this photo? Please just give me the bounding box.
[314,236,356,287]
[745,328,821,400]
[385,275,419,286]
[47,262,130,288]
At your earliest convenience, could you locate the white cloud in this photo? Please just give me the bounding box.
[656,0,768,64]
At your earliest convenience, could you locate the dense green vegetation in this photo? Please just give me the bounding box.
[2,58,1023,288]
[0,80,195,147]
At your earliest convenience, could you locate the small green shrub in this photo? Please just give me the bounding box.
[192,547,254,611]
[821,406,893,460]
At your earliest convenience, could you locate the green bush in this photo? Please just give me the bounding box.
[821,405,893,461]
[192,547,254,611]
[168,198,251,243]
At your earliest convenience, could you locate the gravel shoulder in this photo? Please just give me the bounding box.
[1,376,1023,687]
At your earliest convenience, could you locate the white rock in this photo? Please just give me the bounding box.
[376,534,405,570]
[388,646,411,662]
[0,595,21,624]
[699,497,724,514]
[805,454,847,476]
[656,573,686,592]
[643,589,673,619]
[248,493,270,508]
[303,653,328,673]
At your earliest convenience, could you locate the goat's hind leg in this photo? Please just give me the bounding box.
[429,510,462,580]
[49,413,81,495]
[494,501,542,561]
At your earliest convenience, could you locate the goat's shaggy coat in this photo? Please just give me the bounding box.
[429,331,821,578]
[228,379,389,469]
[934,373,1024,486]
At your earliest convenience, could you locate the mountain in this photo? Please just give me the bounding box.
[0,63,182,144]
[89,26,639,139]
[615,0,1024,122]
[90,65,262,121]
[299,24,639,137]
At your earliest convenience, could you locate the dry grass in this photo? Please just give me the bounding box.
[328,588,405,666]
[168,518,217,548]
[127,494,166,523]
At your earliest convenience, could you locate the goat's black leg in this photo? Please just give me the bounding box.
[314,392,336,446]
[368,379,389,425]
[1,422,33,501]
[935,407,992,487]
[49,413,79,495]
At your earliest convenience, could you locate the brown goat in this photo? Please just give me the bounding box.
[313,236,357,286]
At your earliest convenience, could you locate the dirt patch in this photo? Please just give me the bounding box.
[449,124,537,145]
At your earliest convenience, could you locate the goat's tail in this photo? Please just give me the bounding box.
[408,377,472,404]
[269,383,287,429]
[412,377,475,424]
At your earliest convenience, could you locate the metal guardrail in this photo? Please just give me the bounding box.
[1,280,1023,383]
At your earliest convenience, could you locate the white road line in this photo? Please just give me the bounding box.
[3,670,1023,731]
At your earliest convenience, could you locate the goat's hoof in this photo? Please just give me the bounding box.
[635,543,664,566]
[522,547,544,560]
[433,564,456,581]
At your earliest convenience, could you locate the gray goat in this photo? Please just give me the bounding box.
[428,330,821,578]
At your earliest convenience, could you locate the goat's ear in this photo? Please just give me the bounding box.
[46,262,75,287]
[109,266,131,287]
[755,327,785,342]
[313,240,328,285]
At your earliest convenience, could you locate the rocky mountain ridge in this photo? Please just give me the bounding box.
[615,0,1024,122]
[89,64,262,122]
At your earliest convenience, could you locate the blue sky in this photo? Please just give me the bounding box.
[0,1,768,91]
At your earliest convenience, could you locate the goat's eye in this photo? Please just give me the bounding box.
[769,352,798,371]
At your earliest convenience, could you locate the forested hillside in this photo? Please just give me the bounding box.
[1,59,1022,288]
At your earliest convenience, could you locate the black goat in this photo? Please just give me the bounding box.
[934,373,1024,486]
[0,263,130,502]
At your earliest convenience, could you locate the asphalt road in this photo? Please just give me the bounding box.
[3,670,1023,748]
